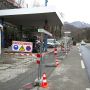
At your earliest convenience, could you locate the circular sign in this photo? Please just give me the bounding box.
[13,45,18,50]
[26,46,31,51]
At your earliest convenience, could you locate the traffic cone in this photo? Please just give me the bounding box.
[54,48,57,55]
[41,72,48,88]
[62,47,66,53]
[56,58,59,66]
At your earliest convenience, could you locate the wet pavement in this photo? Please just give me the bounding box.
[0,48,56,83]
[80,44,90,80]
[31,45,90,90]
[0,45,90,90]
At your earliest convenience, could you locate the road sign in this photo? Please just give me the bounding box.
[12,41,33,52]
[13,45,18,50]
[26,46,31,51]
[19,45,25,51]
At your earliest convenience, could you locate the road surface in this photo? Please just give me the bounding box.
[0,52,56,90]
[80,44,90,80]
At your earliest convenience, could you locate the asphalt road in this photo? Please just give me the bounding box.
[0,52,55,90]
[80,45,90,80]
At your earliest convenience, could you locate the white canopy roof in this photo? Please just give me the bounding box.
[0,6,63,27]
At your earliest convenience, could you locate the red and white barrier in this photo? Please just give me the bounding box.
[36,53,42,64]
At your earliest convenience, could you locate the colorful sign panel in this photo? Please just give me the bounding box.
[12,41,33,52]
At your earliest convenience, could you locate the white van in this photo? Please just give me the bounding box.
[80,40,86,45]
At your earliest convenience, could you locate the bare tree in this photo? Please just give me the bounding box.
[16,0,24,7]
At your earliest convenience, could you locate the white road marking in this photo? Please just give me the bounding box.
[80,53,82,56]
[79,49,80,52]
[78,47,80,49]
[86,88,90,90]
[81,60,85,69]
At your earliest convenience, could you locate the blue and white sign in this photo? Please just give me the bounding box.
[13,45,18,50]
[12,41,33,52]
[26,46,31,51]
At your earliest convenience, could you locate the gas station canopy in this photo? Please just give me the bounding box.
[0,6,63,27]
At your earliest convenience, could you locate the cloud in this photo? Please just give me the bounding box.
[24,0,90,23]
[48,0,90,23]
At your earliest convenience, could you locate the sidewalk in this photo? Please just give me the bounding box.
[32,45,90,90]
[0,48,55,82]
[0,47,56,65]
[0,48,55,64]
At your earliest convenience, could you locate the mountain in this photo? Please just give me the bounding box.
[62,21,90,42]
[68,21,90,28]
[62,22,80,38]
[62,22,84,42]
[63,22,79,31]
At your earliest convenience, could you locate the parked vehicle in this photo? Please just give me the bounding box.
[80,40,86,45]
[55,41,60,46]
[47,39,58,48]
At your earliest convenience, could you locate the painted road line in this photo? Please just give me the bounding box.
[79,53,82,56]
[78,48,80,52]
[81,60,85,69]
[86,88,90,90]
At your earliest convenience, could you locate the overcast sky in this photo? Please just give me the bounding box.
[25,0,90,23]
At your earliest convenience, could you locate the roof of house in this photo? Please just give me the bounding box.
[0,6,63,27]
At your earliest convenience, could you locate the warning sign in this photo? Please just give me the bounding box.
[26,46,31,51]
[12,41,33,52]
[19,45,25,51]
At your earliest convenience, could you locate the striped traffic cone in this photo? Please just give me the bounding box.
[62,47,66,53]
[55,58,59,66]
[41,72,48,88]
[54,48,57,55]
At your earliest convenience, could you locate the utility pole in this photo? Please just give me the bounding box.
[45,0,48,6]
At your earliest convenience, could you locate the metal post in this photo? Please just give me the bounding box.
[0,29,1,54]
[37,29,52,85]
[43,34,48,52]
[0,18,4,48]
[0,24,3,54]
[39,33,43,79]
[38,64,40,80]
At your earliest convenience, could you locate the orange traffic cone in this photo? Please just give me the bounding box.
[41,72,48,88]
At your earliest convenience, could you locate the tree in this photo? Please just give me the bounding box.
[16,0,24,7]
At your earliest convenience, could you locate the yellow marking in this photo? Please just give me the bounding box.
[19,45,25,51]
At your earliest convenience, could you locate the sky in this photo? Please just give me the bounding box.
[24,0,90,24]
